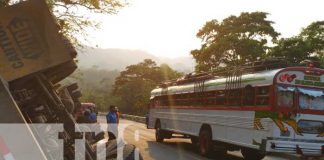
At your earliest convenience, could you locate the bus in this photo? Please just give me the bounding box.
[147,61,324,159]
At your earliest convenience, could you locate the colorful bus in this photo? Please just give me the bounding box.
[147,63,324,159]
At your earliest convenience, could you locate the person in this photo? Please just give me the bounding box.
[89,108,97,123]
[106,105,118,140]
[115,106,120,124]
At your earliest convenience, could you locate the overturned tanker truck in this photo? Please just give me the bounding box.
[0,0,141,159]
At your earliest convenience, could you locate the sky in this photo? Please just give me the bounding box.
[83,0,324,58]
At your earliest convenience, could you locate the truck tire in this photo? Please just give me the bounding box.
[105,140,143,160]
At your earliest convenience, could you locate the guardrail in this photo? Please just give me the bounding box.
[98,112,146,124]
[121,114,146,124]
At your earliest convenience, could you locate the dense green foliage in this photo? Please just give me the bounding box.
[0,0,125,46]
[64,67,121,112]
[113,59,183,115]
[269,21,324,65]
[113,59,182,94]
[67,60,182,115]
[192,12,324,72]
[191,12,279,72]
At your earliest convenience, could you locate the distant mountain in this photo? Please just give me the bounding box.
[76,47,195,73]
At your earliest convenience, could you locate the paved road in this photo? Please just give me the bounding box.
[98,117,295,160]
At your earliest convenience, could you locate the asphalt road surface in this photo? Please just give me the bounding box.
[98,116,297,160]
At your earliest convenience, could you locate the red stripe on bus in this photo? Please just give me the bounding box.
[151,105,273,111]
[151,106,324,115]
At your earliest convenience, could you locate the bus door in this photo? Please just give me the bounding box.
[275,85,299,138]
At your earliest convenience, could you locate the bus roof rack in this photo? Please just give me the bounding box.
[211,57,289,77]
[158,57,316,88]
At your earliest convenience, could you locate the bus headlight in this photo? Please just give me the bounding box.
[280,128,290,137]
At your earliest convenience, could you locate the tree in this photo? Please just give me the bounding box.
[320,54,324,68]
[113,59,182,94]
[62,68,121,112]
[118,78,155,115]
[113,59,183,115]
[300,21,324,51]
[270,37,311,64]
[191,12,279,72]
[159,63,183,82]
[269,21,324,65]
[113,59,160,94]
[0,0,125,46]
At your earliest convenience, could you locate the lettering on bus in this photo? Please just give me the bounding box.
[295,75,324,87]
[304,75,321,82]
[0,23,24,69]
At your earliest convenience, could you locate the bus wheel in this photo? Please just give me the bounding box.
[241,148,265,160]
[155,121,164,142]
[198,128,213,156]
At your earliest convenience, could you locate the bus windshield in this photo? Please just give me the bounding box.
[298,87,324,111]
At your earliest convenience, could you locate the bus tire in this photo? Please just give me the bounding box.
[155,121,164,142]
[198,127,213,157]
[241,148,265,160]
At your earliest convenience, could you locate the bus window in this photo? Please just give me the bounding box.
[204,91,216,105]
[256,86,269,106]
[257,86,269,95]
[186,93,195,105]
[298,87,324,111]
[216,90,225,105]
[160,95,169,106]
[225,89,241,106]
[276,86,295,108]
[243,85,255,105]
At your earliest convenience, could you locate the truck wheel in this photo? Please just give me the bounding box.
[198,128,213,157]
[105,140,143,160]
[155,121,164,142]
[241,148,265,160]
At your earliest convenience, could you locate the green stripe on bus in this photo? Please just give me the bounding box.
[204,77,267,87]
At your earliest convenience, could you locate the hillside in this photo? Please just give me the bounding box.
[76,47,195,73]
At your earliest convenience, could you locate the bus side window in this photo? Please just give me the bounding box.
[173,94,179,106]
[188,93,195,105]
[161,95,168,106]
[276,86,295,108]
[178,94,186,106]
[154,96,161,107]
[216,90,225,105]
[243,85,255,106]
[150,99,154,108]
[226,89,241,106]
[168,95,175,106]
[205,91,216,105]
[194,92,201,105]
[256,86,269,106]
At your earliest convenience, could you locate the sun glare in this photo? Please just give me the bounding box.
[83,0,324,58]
